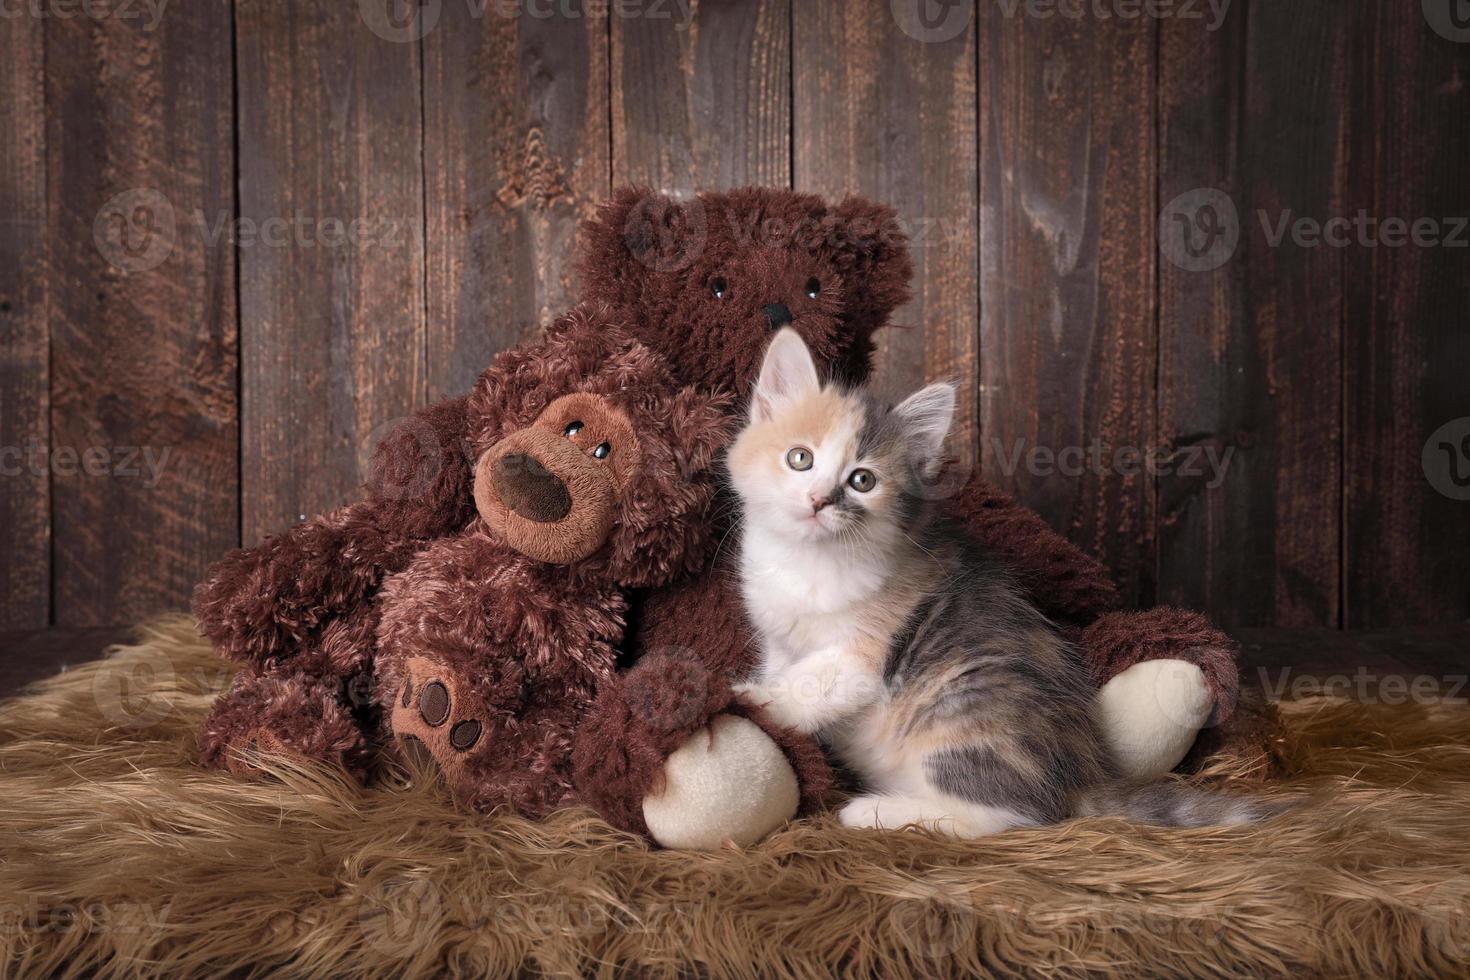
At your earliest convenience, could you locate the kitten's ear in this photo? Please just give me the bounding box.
[751,328,820,420]
[894,382,956,477]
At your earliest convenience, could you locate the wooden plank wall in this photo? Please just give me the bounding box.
[1,0,1466,632]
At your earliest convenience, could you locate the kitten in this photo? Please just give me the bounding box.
[729,329,1273,836]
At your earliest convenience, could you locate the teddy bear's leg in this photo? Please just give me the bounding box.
[1081,608,1240,778]
[571,652,832,849]
[372,532,624,818]
[199,602,383,782]
[378,645,601,819]
[199,665,376,782]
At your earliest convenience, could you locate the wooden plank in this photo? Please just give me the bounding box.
[1157,0,1347,628]
[238,0,426,543]
[0,627,131,699]
[977,2,1155,605]
[423,0,610,400]
[794,0,978,474]
[1343,7,1470,627]
[47,3,238,626]
[0,12,50,629]
[612,0,789,191]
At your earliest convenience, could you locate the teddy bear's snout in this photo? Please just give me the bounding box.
[492,453,572,523]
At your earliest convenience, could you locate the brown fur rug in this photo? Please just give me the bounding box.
[3,618,1469,978]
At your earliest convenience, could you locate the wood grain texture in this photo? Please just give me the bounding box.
[0,12,50,628]
[238,0,426,544]
[1342,8,1470,627]
[1159,0,1346,628]
[46,3,238,626]
[978,2,1156,606]
[612,0,790,191]
[1155,6,1247,624]
[424,0,609,400]
[794,0,979,472]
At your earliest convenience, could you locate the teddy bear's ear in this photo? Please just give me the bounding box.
[577,186,708,296]
[823,195,915,381]
[831,196,913,310]
[606,385,735,589]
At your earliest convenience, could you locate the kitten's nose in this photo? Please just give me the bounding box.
[810,494,830,513]
[763,303,792,329]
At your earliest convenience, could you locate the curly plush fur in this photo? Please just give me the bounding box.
[573,185,1245,721]
[195,186,1248,845]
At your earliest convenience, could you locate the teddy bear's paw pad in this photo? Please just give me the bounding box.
[390,657,487,782]
[223,729,299,779]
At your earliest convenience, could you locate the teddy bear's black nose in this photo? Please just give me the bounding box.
[493,453,572,523]
[762,303,792,329]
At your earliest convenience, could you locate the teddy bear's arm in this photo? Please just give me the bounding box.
[943,470,1123,625]
[572,566,832,846]
[193,395,477,668]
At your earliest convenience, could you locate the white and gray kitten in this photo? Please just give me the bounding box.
[730,329,1273,837]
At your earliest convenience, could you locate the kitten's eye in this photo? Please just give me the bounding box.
[786,447,813,471]
[592,442,611,460]
[563,421,584,438]
[805,277,821,299]
[848,468,876,493]
[710,277,729,300]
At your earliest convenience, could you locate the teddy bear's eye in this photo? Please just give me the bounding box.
[563,421,584,437]
[805,277,821,299]
[592,442,611,460]
[710,277,729,300]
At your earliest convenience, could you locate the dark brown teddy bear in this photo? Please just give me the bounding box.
[197,307,831,840]
[198,186,1247,851]
[564,187,1246,847]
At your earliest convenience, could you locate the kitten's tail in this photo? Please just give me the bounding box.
[1072,778,1288,828]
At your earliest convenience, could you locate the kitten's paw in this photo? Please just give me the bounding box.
[838,793,887,829]
[730,681,772,707]
[733,680,814,732]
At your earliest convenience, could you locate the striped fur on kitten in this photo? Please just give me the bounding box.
[730,329,1272,836]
